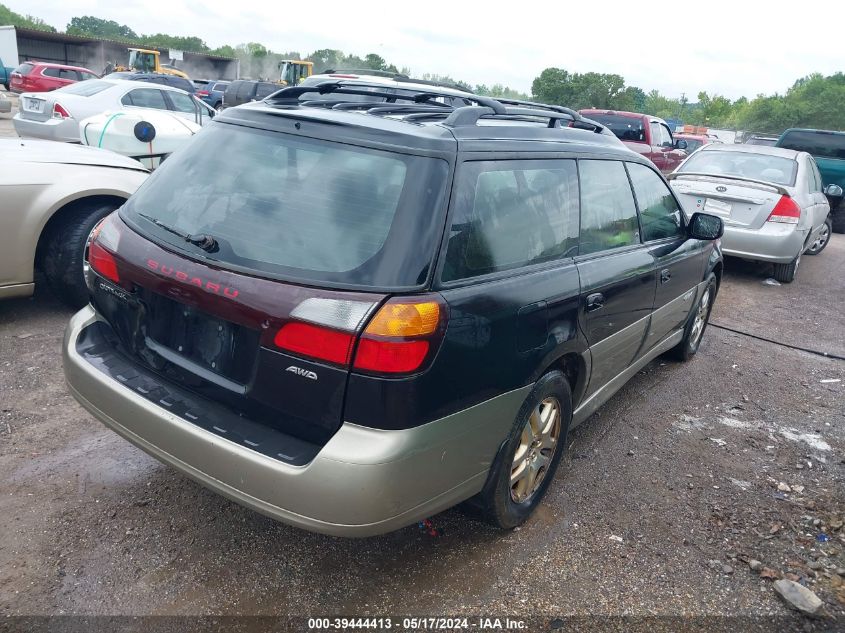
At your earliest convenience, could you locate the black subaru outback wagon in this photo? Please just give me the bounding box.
[64,81,724,536]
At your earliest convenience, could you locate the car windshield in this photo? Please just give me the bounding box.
[778,130,845,159]
[679,150,798,186]
[121,123,450,289]
[584,114,646,142]
[58,80,113,96]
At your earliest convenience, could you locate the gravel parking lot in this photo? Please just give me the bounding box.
[1,111,843,629]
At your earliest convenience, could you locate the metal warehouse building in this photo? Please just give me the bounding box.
[0,25,238,80]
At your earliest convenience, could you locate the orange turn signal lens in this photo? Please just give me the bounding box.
[364,301,440,338]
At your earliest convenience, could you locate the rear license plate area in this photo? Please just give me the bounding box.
[704,198,732,216]
[145,294,259,385]
[24,98,44,113]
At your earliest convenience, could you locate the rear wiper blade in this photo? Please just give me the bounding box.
[138,213,219,253]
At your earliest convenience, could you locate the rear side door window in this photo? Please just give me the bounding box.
[167,90,197,114]
[256,82,278,99]
[442,160,580,282]
[578,160,641,254]
[626,162,685,241]
[122,88,169,110]
[236,81,255,103]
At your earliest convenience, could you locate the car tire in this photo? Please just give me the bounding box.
[668,273,717,362]
[832,207,845,234]
[772,252,800,284]
[806,217,832,256]
[41,201,120,309]
[475,371,572,530]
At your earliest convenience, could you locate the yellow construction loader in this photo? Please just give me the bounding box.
[113,48,191,79]
[278,60,313,85]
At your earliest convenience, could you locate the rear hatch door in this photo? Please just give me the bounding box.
[92,216,388,445]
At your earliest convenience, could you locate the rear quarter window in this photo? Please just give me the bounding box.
[13,62,35,76]
[442,160,580,281]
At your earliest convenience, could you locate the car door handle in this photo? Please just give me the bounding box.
[586,293,605,312]
[660,269,672,284]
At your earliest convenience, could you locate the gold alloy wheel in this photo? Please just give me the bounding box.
[690,287,711,346]
[510,396,561,503]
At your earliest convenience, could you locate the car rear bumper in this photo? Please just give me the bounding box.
[721,223,808,264]
[0,99,10,114]
[12,112,79,142]
[64,306,529,537]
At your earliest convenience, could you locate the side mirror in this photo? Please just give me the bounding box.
[823,184,843,197]
[688,212,724,240]
[675,139,688,150]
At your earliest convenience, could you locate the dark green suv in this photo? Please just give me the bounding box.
[777,128,845,233]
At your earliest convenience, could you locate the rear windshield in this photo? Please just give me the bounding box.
[779,130,845,159]
[584,114,646,143]
[679,138,703,152]
[121,124,450,289]
[13,62,35,76]
[679,150,798,186]
[745,136,777,146]
[58,80,113,96]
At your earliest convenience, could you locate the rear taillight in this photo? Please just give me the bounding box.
[274,322,355,366]
[88,241,120,283]
[86,214,122,286]
[196,90,209,96]
[352,299,445,375]
[52,103,71,119]
[273,296,446,375]
[767,196,801,224]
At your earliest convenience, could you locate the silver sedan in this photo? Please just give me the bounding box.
[668,144,835,283]
[13,78,214,143]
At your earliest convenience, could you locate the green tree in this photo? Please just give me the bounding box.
[531,67,639,110]
[67,16,136,39]
[0,3,56,31]
[139,34,208,53]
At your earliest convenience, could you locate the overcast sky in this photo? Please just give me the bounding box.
[8,0,845,99]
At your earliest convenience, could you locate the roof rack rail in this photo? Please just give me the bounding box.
[322,69,410,79]
[267,80,506,112]
[494,98,582,120]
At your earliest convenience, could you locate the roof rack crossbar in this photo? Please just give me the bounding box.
[330,101,400,111]
[366,104,453,116]
[401,111,453,122]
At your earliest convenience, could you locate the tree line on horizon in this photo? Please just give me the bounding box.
[2,5,844,134]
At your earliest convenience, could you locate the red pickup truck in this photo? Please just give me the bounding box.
[580,109,688,174]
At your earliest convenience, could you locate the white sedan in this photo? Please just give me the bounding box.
[12,78,215,143]
[0,139,149,306]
